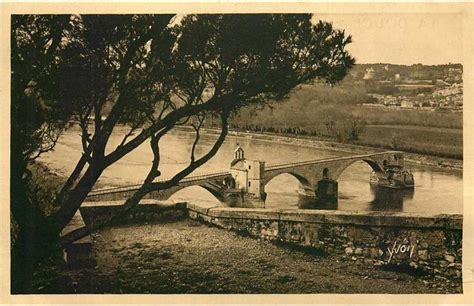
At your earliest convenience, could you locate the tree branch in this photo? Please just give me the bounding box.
[103,96,220,168]
[190,114,205,163]
[144,124,174,184]
[59,111,229,245]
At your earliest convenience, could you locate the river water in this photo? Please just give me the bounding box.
[41,126,463,214]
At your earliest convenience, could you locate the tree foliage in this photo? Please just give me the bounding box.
[12,15,75,160]
[11,13,354,292]
[325,116,366,142]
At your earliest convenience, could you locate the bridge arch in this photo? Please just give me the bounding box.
[165,184,225,204]
[197,183,227,202]
[362,158,384,173]
[263,171,313,189]
[332,158,384,181]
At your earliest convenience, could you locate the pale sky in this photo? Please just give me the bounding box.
[313,13,463,65]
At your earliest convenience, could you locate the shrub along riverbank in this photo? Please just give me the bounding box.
[11,162,66,248]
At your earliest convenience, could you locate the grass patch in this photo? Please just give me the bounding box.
[356,125,462,159]
[353,108,462,129]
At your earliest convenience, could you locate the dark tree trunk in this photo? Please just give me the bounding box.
[11,223,61,293]
[10,158,61,293]
[50,164,104,234]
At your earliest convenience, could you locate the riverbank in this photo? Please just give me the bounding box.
[196,127,463,170]
[33,218,462,294]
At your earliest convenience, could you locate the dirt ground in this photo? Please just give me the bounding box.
[38,218,462,294]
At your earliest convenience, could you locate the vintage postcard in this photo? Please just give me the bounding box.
[0,1,473,304]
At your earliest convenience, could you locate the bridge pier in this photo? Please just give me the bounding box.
[223,189,266,208]
[241,194,266,208]
[314,178,338,208]
[295,179,338,209]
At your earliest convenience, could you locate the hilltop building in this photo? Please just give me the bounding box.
[363,67,375,80]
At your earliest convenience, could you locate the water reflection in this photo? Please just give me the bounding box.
[298,195,338,210]
[296,185,415,212]
[369,185,415,212]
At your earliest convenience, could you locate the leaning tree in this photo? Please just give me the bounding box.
[11,13,354,291]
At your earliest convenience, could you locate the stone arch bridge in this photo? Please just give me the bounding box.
[86,172,232,203]
[86,151,406,208]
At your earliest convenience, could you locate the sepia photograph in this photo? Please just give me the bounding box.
[1,1,473,303]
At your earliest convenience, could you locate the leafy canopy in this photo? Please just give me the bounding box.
[11,14,354,240]
[172,14,354,111]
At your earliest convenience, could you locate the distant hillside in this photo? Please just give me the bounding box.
[227,63,463,158]
[347,63,462,83]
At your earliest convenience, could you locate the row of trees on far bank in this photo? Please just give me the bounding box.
[208,118,366,142]
[227,81,368,142]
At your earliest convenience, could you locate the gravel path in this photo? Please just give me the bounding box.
[55,219,461,294]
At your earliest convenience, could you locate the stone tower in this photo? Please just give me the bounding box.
[229,145,266,207]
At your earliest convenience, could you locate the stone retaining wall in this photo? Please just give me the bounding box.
[187,204,463,279]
